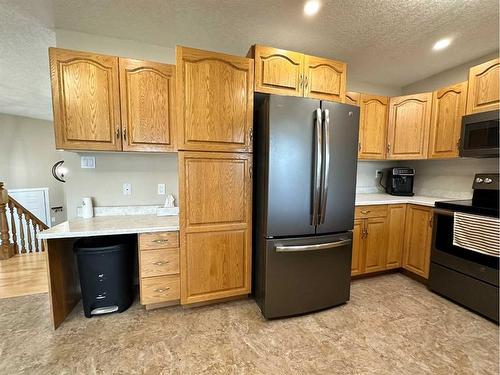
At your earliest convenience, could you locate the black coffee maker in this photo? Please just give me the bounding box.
[383,167,415,196]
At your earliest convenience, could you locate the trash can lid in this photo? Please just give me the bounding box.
[74,235,133,253]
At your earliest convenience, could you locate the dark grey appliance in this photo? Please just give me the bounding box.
[382,167,415,196]
[253,94,360,319]
[429,173,499,323]
[460,109,499,158]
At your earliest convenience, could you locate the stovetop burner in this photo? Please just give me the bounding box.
[434,173,499,218]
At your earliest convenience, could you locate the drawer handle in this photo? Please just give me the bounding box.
[361,210,371,214]
[152,261,169,266]
[153,239,169,244]
[154,287,170,293]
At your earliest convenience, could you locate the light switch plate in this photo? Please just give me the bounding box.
[123,183,132,195]
[158,184,166,195]
[81,156,96,169]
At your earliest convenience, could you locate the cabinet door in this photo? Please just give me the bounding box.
[345,92,360,106]
[176,46,254,152]
[358,94,388,160]
[364,217,388,273]
[386,204,406,269]
[466,58,500,114]
[179,152,252,304]
[403,205,432,278]
[119,58,176,152]
[49,48,121,151]
[351,219,364,276]
[303,55,346,103]
[428,82,467,159]
[252,45,304,97]
[387,93,432,159]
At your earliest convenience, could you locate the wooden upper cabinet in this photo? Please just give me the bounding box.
[428,82,467,159]
[403,205,433,279]
[119,58,176,152]
[358,94,388,160]
[251,45,304,97]
[387,93,432,159]
[177,46,254,152]
[345,91,360,106]
[466,58,500,114]
[49,48,121,151]
[303,55,346,102]
[179,151,252,304]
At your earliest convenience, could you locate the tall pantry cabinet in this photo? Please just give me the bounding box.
[176,46,254,305]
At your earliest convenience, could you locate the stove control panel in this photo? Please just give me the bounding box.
[473,173,499,190]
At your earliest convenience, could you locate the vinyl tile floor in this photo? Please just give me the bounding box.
[0,273,498,374]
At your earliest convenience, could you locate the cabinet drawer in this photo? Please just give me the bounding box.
[140,275,180,305]
[355,205,388,219]
[139,232,179,250]
[140,248,179,277]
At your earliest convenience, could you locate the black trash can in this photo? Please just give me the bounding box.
[74,235,135,318]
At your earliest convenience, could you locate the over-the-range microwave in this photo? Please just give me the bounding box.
[460,109,499,158]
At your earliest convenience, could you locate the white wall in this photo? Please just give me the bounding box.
[0,113,66,224]
[402,51,499,94]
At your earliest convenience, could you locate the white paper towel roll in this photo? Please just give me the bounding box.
[82,197,94,219]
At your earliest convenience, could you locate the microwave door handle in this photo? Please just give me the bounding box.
[312,108,322,226]
[319,109,330,224]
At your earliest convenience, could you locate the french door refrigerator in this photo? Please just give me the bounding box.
[253,94,360,319]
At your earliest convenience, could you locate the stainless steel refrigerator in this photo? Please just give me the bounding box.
[253,93,360,319]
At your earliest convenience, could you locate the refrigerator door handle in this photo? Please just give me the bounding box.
[276,239,352,252]
[312,108,323,226]
[319,109,330,224]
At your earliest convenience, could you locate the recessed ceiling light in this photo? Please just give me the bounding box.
[304,0,321,16]
[433,38,452,51]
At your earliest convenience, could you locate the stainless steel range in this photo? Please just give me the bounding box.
[428,173,499,323]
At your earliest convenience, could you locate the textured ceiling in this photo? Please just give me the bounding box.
[0,0,498,121]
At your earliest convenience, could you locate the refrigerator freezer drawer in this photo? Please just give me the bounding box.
[259,233,352,319]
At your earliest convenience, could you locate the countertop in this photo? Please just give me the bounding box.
[355,193,451,207]
[38,215,179,240]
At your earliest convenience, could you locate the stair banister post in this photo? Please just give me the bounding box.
[0,182,14,260]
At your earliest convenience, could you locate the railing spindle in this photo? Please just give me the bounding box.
[0,182,13,259]
[17,209,26,254]
[9,201,18,253]
[26,217,33,253]
[33,224,39,252]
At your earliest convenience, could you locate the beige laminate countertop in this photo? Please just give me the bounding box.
[38,215,179,240]
[355,193,453,207]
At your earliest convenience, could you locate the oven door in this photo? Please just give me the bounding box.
[460,110,499,158]
[430,208,499,286]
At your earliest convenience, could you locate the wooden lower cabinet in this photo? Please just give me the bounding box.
[138,231,181,308]
[352,203,432,279]
[179,151,252,305]
[385,204,406,268]
[402,205,433,278]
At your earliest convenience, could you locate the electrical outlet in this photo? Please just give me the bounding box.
[375,170,383,178]
[158,184,166,195]
[123,183,132,195]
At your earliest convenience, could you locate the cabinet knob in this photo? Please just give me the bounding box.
[154,287,170,293]
[153,261,169,266]
[361,210,371,214]
[123,128,127,141]
[153,239,169,244]
[116,128,120,139]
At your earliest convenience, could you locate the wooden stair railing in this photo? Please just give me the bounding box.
[0,182,49,260]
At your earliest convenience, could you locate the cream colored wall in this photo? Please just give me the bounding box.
[402,51,499,94]
[63,152,178,219]
[0,113,66,224]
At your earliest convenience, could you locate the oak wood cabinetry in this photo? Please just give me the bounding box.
[138,231,181,308]
[428,82,468,159]
[49,48,121,151]
[402,205,433,278]
[466,58,500,114]
[249,45,346,103]
[179,152,252,305]
[351,219,364,276]
[119,58,176,152]
[385,204,406,269]
[387,93,432,159]
[358,94,389,160]
[176,46,254,152]
[49,48,176,152]
[345,92,360,106]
